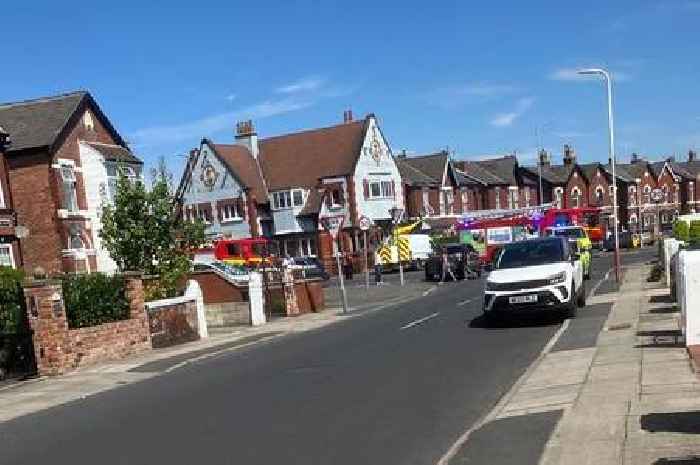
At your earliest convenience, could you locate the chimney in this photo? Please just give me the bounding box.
[343,109,353,123]
[631,152,639,164]
[689,150,697,162]
[397,149,407,159]
[667,155,675,163]
[563,144,576,165]
[538,149,550,167]
[235,120,259,159]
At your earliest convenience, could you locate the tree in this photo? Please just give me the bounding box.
[100,166,205,299]
[673,220,690,242]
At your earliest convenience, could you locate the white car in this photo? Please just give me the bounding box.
[483,237,585,319]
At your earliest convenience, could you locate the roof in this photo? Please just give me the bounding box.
[258,119,367,191]
[211,143,268,201]
[471,156,518,184]
[299,189,322,215]
[521,164,572,184]
[456,160,505,184]
[674,161,700,178]
[396,157,439,186]
[0,91,127,155]
[397,152,448,183]
[86,142,142,164]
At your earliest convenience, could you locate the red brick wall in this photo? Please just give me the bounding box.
[8,151,63,273]
[23,275,151,376]
[146,300,199,348]
[189,270,248,303]
[565,170,588,208]
[657,167,677,204]
[589,168,611,206]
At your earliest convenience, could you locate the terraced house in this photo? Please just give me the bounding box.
[0,91,143,274]
[0,126,18,268]
[178,111,404,271]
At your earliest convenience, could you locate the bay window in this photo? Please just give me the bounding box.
[0,245,13,267]
[60,164,78,212]
[273,189,304,209]
[221,203,241,222]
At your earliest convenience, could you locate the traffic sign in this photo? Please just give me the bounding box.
[320,215,344,240]
[358,215,372,231]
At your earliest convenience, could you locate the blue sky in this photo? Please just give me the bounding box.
[3,1,700,175]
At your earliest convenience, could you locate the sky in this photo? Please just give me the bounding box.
[3,0,700,176]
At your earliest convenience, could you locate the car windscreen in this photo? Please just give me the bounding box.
[551,228,585,239]
[445,245,464,254]
[496,240,565,269]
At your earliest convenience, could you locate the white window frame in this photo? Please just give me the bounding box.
[68,231,85,250]
[0,178,5,208]
[643,185,651,204]
[221,202,242,222]
[60,164,78,212]
[690,182,695,203]
[368,181,383,199]
[495,186,501,209]
[524,188,530,207]
[596,186,605,205]
[380,181,394,198]
[508,186,518,209]
[0,244,14,268]
[292,189,304,207]
[570,186,582,208]
[554,187,564,209]
[272,191,292,210]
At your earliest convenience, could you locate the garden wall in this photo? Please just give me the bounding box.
[145,296,200,348]
[23,274,151,376]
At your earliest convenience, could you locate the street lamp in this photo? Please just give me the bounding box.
[389,206,405,286]
[578,68,621,283]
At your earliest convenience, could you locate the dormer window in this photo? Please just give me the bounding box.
[272,189,304,210]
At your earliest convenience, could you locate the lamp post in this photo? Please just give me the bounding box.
[578,68,621,283]
[389,206,405,287]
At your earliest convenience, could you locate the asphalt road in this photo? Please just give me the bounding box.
[0,248,655,465]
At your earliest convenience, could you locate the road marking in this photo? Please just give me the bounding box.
[456,298,476,307]
[423,286,437,297]
[587,267,613,301]
[435,318,571,465]
[400,312,439,330]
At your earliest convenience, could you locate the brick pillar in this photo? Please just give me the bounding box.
[23,280,71,376]
[283,268,299,316]
[124,272,151,345]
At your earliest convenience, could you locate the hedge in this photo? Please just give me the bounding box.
[0,267,26,334]
[673,220,690,242]
[62,273,130,328]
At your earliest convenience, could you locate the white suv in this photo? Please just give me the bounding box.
[483,237,585,319]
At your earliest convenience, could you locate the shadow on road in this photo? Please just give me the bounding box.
[642,411,700,434]
[653,458,700,465]
[468,312,564,330]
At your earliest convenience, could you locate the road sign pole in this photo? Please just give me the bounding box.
[336,251,348,314]
[364,230,369,289]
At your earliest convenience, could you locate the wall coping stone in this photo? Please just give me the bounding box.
[145,295,196,310]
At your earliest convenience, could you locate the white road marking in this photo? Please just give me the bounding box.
[423,287,437,297]
[435,318,571,465]
[456,298,476,307]
[400,312,439,330]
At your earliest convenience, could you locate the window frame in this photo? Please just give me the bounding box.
[60,164,79,212]
[369,181,382,199]
[0,244,14,268]
[292,189,304,207]
[0,177,5,209]
[221,202,242,222]
[272,191,293,210]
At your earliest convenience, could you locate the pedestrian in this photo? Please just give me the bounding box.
[374,262,383,286]
[439,246,456,284]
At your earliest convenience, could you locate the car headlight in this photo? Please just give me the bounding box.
[548,272,567,285]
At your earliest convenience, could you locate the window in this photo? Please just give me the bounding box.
[508,187,518,209]
[690,182,695,202]
[83,111,94,131]
[380,181,394,198]
[422,188,431,215]
[0,245,13,268]
[60,164,78,212]
[105,163,139,203]
[329,189,343,206]
[570,187,581,208]
[293,190,304,207]
[0,179,5,208]
[221,203,241,221]
[273,191,292,209]
[628,186,636,205]
[554,188,563,209]
[495,187,501,209]
[595,186,605,205]
[68,227,85,250]
[643,185,651,204]
[444,189,454,214]
[369,181,381,198]
[674,184,680,204]
[524,188,530,207]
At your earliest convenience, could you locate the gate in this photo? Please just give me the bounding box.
[0,274,36,381]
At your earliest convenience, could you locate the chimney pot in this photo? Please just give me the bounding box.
[235,120,256,138]
[689,150,697,162]
[538,149,551,167]
[563,144,576,165]
[343,109,353,123]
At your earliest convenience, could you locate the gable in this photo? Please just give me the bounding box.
[182,141,246,203]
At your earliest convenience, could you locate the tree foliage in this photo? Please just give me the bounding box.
[673,220,690,242]
[100,166,205,299]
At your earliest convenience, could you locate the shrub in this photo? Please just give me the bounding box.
[0,267,26,334]
[690,221,700,245]
[673,220,690,242]
[62,273,129,328]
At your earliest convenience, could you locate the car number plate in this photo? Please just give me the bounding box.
[509,295,537,304]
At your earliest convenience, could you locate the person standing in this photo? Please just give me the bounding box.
[440,246,456,284]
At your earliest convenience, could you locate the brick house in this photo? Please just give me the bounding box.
[0,126,20,268]
[670,151,700,214]
[396,151,484,224]
[178,112,404,272]
[0,91,142,274]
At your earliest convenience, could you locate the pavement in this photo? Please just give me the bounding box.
[1,247,692,465]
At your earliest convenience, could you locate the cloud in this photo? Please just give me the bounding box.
[131,97,313,146]
[549,67,630,82]
[275,76,326,94]
[490,97,534,127]
[225,93,237,102]
[425,82,517,108]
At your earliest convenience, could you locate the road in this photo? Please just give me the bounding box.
[0,248,655,465]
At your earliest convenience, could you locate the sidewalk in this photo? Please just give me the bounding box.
[537,261,700,464]
[0,279,435,423]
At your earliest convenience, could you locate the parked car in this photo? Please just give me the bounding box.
[424,243,480,281]
[602,231,636,251]
[483,237,585,319]
[289,256,330,280]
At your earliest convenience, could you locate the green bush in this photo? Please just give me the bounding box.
[62,273,129,328]
[0,267,26,334]
[690,221,700,245]
[673,220,690,242]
